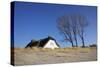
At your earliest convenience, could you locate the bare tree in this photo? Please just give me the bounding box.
[70,15,78,47]
[57,15,74,47]
[70,14,88,47]
[76,15,88,47]
[57,14,88,48]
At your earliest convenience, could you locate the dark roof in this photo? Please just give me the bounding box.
[25,36,60,48]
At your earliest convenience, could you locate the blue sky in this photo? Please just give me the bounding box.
[13,1,97,48]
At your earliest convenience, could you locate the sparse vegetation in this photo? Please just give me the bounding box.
[12,47,97,66]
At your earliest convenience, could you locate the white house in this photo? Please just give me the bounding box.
[25,36,60,49]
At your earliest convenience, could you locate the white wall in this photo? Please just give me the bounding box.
[44,40,59,49]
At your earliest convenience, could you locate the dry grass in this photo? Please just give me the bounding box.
[11,47,97,66]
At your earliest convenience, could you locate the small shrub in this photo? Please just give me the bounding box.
[89,44,97,47]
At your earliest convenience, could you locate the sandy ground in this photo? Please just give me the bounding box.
[11,47,97,66]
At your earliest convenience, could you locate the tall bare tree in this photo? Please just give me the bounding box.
[57,15,74,47]
[57,14,88,47]
[70,14,88,47]
[69,15,79,47]
[76,15,88,47]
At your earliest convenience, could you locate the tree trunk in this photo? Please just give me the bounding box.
[75,37,78,47]
[74,34,78,47]
[71,41,74,47]
[81,36,85,48]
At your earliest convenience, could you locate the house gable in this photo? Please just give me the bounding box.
[44,39,59,49]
